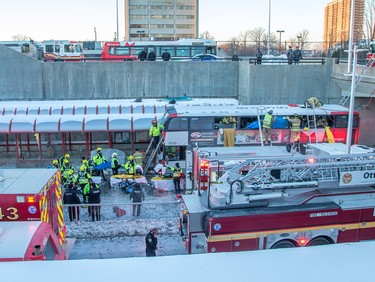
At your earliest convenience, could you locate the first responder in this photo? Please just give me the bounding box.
[77,165,91,193]
[149,120,163,149]
[85,178,101,222]
[145,228,158,257]
[92,147,107,181]
[63,186,81,222]
[124,156,136,175]
[52,159,59,169]
[111,152,122,176]
[133,148,144,166]
[306,97,323,108]
[168,162,183,194]
[62,169,77,189]
[130,183,145,216]
[287,113,301,147]
[262,110,275,144]
[58,153,70,169]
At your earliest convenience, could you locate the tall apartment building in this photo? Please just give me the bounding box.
[323,0,364,51]
[124,0,199,41]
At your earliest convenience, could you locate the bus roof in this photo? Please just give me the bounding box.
[105,38,216,47]
[169,104,354,117]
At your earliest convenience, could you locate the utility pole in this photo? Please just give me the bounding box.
[94,26,97,41]
[267,0,271,56]
[116,0,119,41]
[277,30,284,54]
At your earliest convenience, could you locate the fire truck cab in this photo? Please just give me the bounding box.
[0,169,73,261]
[41,40,84,62]
[180,144,375,254]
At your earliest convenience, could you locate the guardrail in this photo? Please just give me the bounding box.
[247,57,326,65]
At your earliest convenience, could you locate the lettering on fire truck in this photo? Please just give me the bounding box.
[309,211,338,218]
[0,207,20,220]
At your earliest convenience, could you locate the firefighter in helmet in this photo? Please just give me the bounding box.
[124,155,136,175]
[262,110,275,144]
[92,147,107,181]
[149,119,163,149]
[287,113,301,148]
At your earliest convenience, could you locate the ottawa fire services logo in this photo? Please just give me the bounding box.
[190,132,202,138]
[342,173,352,184]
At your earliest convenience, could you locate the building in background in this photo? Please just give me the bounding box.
[124,0,199,41]
[323,0,364,51]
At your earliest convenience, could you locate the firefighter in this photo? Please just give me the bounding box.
[81,159,90,173]
[129,183,145,216]
[305,97,323,108]
[287,113,301,147]
[168,162,183,194]
[58,153,70,169]
[63,186,81,222]
[85,178,101,221]
[262,110,275,144]
[77,165,91,193]
[149,119,163,149]
[62,169,77,189]
[145,228,158,257]
[52,159,59,169]
[92,147,107,181]
[111,152,122,176]
[124,156,136,175]
[133,148,144,167]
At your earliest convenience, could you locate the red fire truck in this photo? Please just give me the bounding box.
[0,169,72,261]
[41,40,84,62]
[179,144,375,254]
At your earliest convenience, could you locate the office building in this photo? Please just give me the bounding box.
[323,0,364,51]
[124,0,199,41]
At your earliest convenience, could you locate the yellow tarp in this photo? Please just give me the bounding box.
[325,126,335,143]
[223,128,235,147]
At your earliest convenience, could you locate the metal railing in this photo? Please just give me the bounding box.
[247,57,326,65]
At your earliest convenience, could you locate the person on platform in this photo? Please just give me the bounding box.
[111,152,122,176]
[138,48,147,61]
[232,51,239,61]
[162,49,171,61]
[124,156,136,175]
[63,186,81,222]
[287,45,293,65]
[287,113,301,148]
[262,110,275,144]
[149,119,164,149]
[77,165,91,194]
[147,50,156,61]
[93,147,107,181]
[130,183,145,216]
[255,48,263,65]
[293,46,302,65]
[168,162,183,195]
[85,178,101,221]
[145,228,158,257]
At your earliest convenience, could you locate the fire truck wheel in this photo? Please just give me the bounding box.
[306,237,331,247]
[270,240,296,249]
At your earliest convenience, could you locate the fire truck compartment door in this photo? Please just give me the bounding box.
[190,232,207,254]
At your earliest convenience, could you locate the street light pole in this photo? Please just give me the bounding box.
[267,0,271,56]
[276,30,284,54]
[297,35,302,46]
[116,0,119,41]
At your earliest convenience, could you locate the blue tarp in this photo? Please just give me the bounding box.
[246,116,288,129]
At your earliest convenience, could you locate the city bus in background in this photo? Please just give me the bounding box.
[366,41,375,66]
[41,40,84,62]
[101,38,217,61]
[161,103,360,189]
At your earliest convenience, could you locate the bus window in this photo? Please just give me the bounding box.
[55,45,60,53]
[240,117,258,129]
[190,117,213,131]
[109,47,115,55]
[45,45,54,53]
[167,117,188,131]
[191,46,205,56]
[334,114,358,128]
[165,146,185,161]
[130,46,144,56]
[176,47,190,57]
[115,47,131,55]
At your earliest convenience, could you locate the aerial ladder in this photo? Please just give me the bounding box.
[208,152,375,205]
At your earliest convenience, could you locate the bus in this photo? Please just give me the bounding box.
[101,38,217,61]
[160,103,360,188]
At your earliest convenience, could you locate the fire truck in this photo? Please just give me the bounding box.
[41,40,84,62]
[0,169,72,261]
[179,144,375,254]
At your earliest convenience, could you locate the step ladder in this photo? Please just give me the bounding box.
[221,152,375,192]
[143,136,164,175]
[256,107,273,146]
[339,55,375,107]
[304,103,318,144]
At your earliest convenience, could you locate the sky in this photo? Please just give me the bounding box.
[0,0,329,42]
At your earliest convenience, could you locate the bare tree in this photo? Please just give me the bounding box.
[219,37,240,55]
[200,30,215,40]
[260,33,278,52]
[364,0,375,41]
[11,34,29,41]
[238,30,251,48]
[297,29,310,49]
[249,27,266,48]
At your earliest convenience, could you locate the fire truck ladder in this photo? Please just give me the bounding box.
[222,153,375,193]
[338,55,375,107]
[304,103,318,144]
[143,136,164,175]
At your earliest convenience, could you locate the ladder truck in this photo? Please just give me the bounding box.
[179,144,375,254]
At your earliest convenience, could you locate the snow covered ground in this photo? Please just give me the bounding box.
[65,180,187,259]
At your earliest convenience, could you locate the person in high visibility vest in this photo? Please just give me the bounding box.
[306,97,323,108]
[58,153,70,169]
[77,165,91,193]
[133,148,144,166]
[111,153,122,176]
[52,159,59,169]
[287,113,301,147]
[262,110,275,144]
[149,119,164,149]
[168,162,183,194]
[62,169,77,189]
[124,156,136,175]
[84,178,101,221]
[92,147,107,180]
